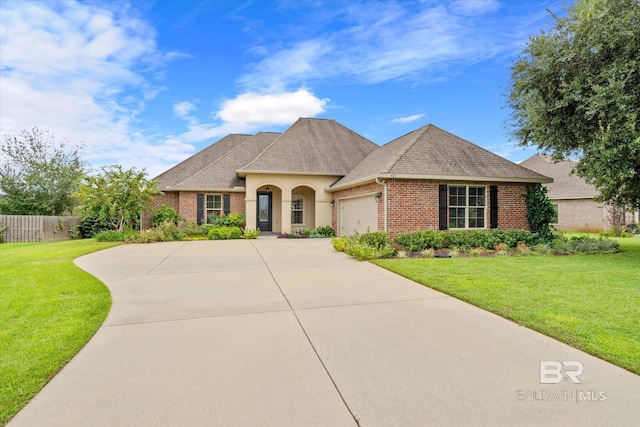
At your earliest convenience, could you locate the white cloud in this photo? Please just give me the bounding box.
[164,89,328,149]
[0,0,189,177]
[217,90,328,125]
[391,114,425,124]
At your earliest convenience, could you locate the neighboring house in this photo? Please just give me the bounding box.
[152,118,552,236]
[520,154,637,232]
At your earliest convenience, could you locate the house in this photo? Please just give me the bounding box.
[520,154,638,232]
[153,118,552,236]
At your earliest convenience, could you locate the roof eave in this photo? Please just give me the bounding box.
[328,173,553,191]
[160,186,246,193]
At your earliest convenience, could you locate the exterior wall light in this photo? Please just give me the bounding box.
[375,191,383,203]
[330,199,335,207]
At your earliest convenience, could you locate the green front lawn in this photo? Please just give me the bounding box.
[374,236,640,375]
[0,240,120,426]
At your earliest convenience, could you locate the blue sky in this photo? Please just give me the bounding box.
[0,0,567,177]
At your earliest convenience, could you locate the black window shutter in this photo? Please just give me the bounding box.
[490,185,498,229]
[438,184,448,230]
[223,194,231,215]
[196,193,204,225]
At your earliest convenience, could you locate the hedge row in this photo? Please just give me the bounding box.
[394,229,547,252]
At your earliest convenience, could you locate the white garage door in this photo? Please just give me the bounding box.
[339,194,378,236]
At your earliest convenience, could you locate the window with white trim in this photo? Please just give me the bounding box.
[291,195,304,225]
[206,194,222,222]
[449,185,486,229]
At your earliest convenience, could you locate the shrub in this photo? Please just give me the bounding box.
[359,231,390,250]
[151,204,183,226]
[208,226,242,240]
[243,228,261,239]
[396,250,408,259]
[470,248,483,257]
[394,230,443,251]
[80,215,117,238]
[183,222,207,238]
[346,241,394,261]
[421,248,435,258]
[626,223,639,234]
[331,236,353,252]
[331,232,393,260]
[212,212,245,228]
[310,226,335,238]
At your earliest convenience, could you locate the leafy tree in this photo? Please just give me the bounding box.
[506,0,640,209]
[76,166,160,235]
[0,128,85,215]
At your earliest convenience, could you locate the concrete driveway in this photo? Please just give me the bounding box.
[9,238,640,426]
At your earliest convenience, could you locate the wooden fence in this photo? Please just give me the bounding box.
[0,215,81,243]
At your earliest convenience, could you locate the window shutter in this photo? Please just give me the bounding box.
[438,184,448,230]
[196,193,204,225]
[490,185,498,229]
[223,194,231,215]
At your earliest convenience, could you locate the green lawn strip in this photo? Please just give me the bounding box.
[0,240,120,426]
[373,237,640,375]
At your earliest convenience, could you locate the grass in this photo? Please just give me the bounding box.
[0,240,120,426]
[374,236,640,375]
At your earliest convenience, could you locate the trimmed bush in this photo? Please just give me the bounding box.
[394,229,543,252]
[208,226,242,240]
[394,230,443,252]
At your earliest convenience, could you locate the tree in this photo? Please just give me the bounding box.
[76,165,160,236]
[0,128,85,215]
[506,0,640,209]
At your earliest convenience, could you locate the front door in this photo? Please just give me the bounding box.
[257,191,272,232]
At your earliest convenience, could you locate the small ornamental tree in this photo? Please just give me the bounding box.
[77,166,160,236]
[524,183,556,242]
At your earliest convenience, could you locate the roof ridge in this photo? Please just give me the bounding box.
[434,125,539,169]
[173,133,268,187]
[238,129,288,171]
[383,124,432,173]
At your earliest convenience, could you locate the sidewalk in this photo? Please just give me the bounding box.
[9,239,640,426]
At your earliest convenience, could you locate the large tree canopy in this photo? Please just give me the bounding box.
[506,0,640,209]
[0,128,85,215]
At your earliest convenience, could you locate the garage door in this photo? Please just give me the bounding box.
[339,194,378,236]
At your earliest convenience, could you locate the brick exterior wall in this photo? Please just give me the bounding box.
[331,179,531,236]
[144,191,246,227]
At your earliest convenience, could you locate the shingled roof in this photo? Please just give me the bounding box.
[155,132,280,191]
[237,118,378,176]
[331,124,551,189]
[520,154,598,199]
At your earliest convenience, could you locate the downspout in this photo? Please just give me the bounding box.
[375,177,388,232]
